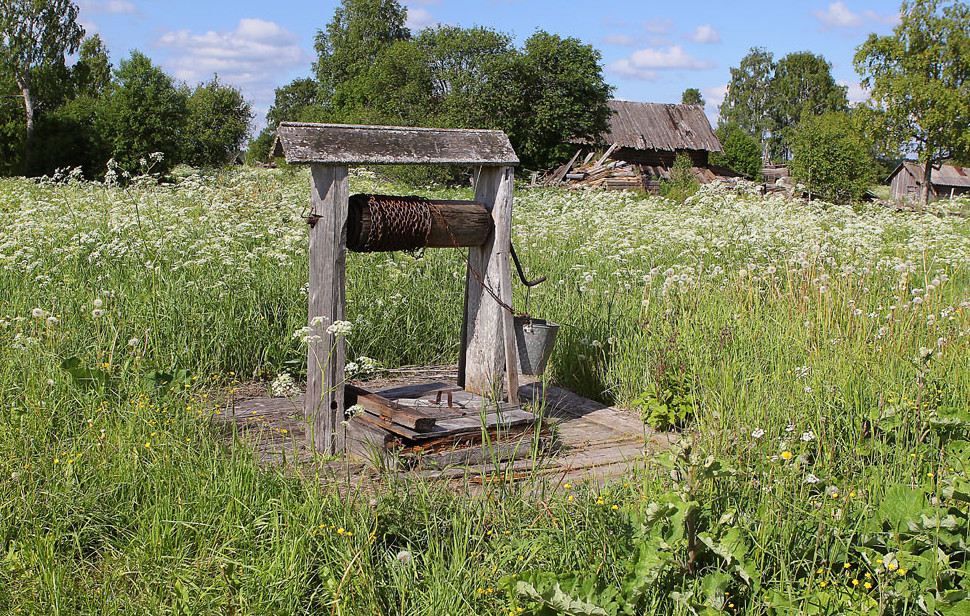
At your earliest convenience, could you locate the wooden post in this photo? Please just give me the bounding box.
[461,165,519,402]
[305,165,349,455]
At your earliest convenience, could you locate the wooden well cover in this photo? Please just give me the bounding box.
[271,122,519,166]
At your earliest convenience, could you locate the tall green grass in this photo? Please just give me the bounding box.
[1,167,969,614]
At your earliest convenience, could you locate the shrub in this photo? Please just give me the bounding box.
[711,122,762,179]
[790,111,876,203]
[660,153,699,203]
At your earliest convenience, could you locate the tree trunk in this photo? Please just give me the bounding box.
[16,74,35,174]
[922,157,934,206]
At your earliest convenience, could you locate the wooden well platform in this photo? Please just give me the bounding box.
[222,373,676,485]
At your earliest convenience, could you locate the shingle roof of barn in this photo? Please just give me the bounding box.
[601,101,722,153]
[889,161,970,188]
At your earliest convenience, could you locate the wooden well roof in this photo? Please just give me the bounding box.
[271,122,519,166]
[598,101,722,153]
[888,161,970,188]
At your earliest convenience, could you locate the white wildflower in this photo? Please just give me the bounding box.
[326,320,353,336]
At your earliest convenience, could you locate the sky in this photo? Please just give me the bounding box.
[75,0,903,130]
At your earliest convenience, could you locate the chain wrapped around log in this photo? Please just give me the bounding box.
[347,193,494,253]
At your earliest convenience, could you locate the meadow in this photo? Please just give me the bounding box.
[1,164,970,615]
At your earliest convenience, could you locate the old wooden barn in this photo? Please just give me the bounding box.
[554,101,742,191]
[888,161,970,203]
[599,100,723,168]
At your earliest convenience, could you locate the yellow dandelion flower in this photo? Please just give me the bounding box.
[864,582,872,589]
[781,450,794,461]
[898,569,907,576]
[852,579,859,586]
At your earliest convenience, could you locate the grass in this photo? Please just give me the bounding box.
[1,166,970,614]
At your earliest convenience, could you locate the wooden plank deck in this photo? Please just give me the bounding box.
[222,375,675,485]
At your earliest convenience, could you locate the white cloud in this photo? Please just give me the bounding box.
[839,79,870,104]
[405,7,438,30]
[602,16,628,28]
[602,33,636,46]
[702,84,728,109]
[813,2,864,27]
[863,9,901,26]
[813,2,898,29]
[78,0,138,15]
[684,24,721,44]
[155,18,310,119]
[607,45,715,80]
[643,18,674,35]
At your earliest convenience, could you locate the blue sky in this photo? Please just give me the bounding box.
[76,0,902,130]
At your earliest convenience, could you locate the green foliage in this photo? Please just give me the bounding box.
[70,35,111,99]
[790,111,877,203]
[768,52,849,159]
[501,30,614,170]
[634,377,696,430]
[855,0,970,204]
[313,0,410,104]
[660,153,699,203]
[502,440,755,616]
[718,47,775,145]
[30,94,110,177]
[0,0,84,167]
[284,0,613,174]
[681,87,704,106]
[182,76,252,168]
[719,48,848,161]
[107,51,187,174]
[711,122,762,179]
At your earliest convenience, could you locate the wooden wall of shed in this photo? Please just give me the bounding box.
[613,148,709,168]
[890,168,917,202]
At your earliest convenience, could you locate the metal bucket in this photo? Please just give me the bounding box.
[513,316,560,375]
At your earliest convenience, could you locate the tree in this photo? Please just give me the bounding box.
[71,35,112,98]
[720,48,848,161]
[183,76,252,168]
[496,30,613,170]
[414,25,513,128]
[681,88,704,106]
[719,48,775,145]
[0,0,84,170]
[107,51,187,173]
[266,77,327,129]
[855,0,970,204]
[790,111,876,203]
[711,122,762,179]
[768,52,848,159]
[313,0,409,110]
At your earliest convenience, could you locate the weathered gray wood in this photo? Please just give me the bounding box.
[272,123,519,166]
[594,143,619,169]
[416,436,550,469]
[550,149,583,184]
[461,166,518,400]
[345,417,396,461]
[305,165,349,455]
[345,383,436,432]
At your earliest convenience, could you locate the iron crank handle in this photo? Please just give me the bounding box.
[510,243,547,287]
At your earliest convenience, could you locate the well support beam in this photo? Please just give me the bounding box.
[305,164,349,455]
[460,165,519,402]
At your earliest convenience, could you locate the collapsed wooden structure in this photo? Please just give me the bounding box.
[271,123,536,457]
[550,101,745,191]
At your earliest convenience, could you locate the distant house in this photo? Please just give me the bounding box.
[594,100,723,167]
[888,162,970,203]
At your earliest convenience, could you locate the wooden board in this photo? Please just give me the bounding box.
[272,123,519,166]
[305,165,349,455]
[460,166,518,400]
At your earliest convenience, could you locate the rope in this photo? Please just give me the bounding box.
[349,193,520,317]
[353,194,433,253]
